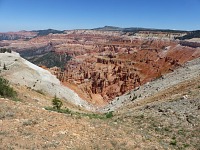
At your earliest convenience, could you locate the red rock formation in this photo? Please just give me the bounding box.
[50,37,200,105]
[2,30,200,106]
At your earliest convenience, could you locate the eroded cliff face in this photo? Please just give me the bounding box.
[0,31,37,41]
[46,32,200,105]
[1,30,200,106]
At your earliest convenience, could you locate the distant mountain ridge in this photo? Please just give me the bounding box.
[93,26,187,33]
[93,26,123,31]
[176,30,200,40]
[32,29,65,36]
[0,26,200,41]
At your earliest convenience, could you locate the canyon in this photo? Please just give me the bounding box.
[0,27,200,149]
[1,27,200,106]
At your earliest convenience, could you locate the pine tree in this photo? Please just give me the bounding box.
[3,63,7,70]
[52,95,63,110]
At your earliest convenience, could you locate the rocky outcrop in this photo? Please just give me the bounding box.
[180,41,200,48]
[0,31,37,41]
[1,29,200,106]
[0,52,94,110]
[0,33,24,41]
[50,38,200,104]
[99,57,200,112]
[134,31,186,40]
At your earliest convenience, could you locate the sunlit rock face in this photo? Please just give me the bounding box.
[46,31,200,105]
[1,29,200,106]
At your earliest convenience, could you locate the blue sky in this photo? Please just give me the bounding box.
[0,0,200,32]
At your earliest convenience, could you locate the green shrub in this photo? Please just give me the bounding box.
[183,144,189,148]
[170,137,177,146]
[0,48,11,53]
[52,95,63,110]
[105,111,114,118]
[58,108,71,114]
[45,106,114,119]
[0,76,17,98]
[170,140,177,146]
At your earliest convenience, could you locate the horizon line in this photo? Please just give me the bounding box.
[0,25,199,33]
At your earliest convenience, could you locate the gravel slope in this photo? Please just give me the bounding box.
[0,52,199,149]
[99,57,200,112]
